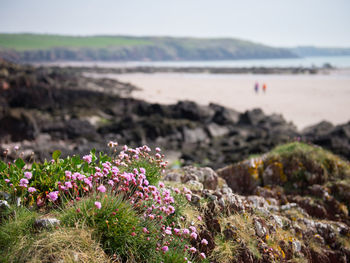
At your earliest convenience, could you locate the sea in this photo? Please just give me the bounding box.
[42,55,350,69]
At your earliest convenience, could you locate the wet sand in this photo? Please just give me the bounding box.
[114,72,350,130]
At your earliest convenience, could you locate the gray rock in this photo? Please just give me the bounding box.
[183,127,208,143]
[207,123,229,138]
[271,214,283,228]
[225,193,248,213]
[221,186,232,195]
[280,202,298,211]
[0,192,10,200]
[254,219,267,237]
[292,240,301,252]
[183,166,218,190]
[0,200,10,211]
[186,180,204,191]
[34,218,61,229]
[163,172,182,182]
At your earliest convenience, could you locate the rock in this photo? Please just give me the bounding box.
[183,166,218,190]
[186,180,204,191]
[262,162,286,186]
[163,172,182,182]
[0,191,10,200]
[34,218,61,229]
[183,127,208,143]
[217,159,262,195]
[206,123,229,138]
[302,121,334,137]
[0,109,38,141]
[292,240,301,252]
[280,202,298,211]
[225,193,249,213]
[0,200,10,211]
[254,218,268,237]
[238,108,266,126]
[172,100,214,122]
[209,103,240,125]
[271,215,284,228]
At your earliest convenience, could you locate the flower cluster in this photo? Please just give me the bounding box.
[1,144,207,262]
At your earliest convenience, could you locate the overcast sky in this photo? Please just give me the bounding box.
[1,0,349,47]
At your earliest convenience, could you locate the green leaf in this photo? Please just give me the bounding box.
[15,158,25,169]
[0,160,7,171]
[52,150,61,160]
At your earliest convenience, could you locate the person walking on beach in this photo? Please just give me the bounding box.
[262,83,267,93]
[254,82,259,93]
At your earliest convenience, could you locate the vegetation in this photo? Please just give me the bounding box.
[0,143,207,263]
[1,141,349,262]
[0,33,297,62]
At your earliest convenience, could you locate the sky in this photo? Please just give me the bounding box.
[1,0,349,47]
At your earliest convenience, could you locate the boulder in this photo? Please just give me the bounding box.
[34,218,61,229]
[217,159,262,195]
[183,166,218,190]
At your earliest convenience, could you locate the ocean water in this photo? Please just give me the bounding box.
[46,55,350,68]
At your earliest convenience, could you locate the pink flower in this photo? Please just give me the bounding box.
[83,154,92,164]
[48,191,59,201]
[84,178,92,188]
[197,216,202,221]
[167,205,175,214]
[28,187,36,193]
[75,173,85,181]
[65,170,72,179]
[155,147,161,152]
[94,201,102,209]
[189,226,196,232]
[97,185,106,193]
[143,227,149,234]
[185,194,192,201]
[159,182,164,188]
[199,253,206,259]
[165,229,172,235]
[201,239,208,245]
[161,246,168,252]
[19,178,29,187]
[183,229,190,235]
[24,172,32,180]
[190,232,197,239]
[174,228,180,235]
[174,188,180,194]
[189,247,196,253]
[4,179,10,183]
[65,181,73,189]
[131,232,136,236]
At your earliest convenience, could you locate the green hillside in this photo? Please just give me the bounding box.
[0,34,151,51]
[0,33,297,62]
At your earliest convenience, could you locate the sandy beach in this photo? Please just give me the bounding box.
[113,72,350,130]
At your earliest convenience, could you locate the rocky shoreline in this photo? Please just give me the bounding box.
[0,60,349,169]
[59,64,324,75]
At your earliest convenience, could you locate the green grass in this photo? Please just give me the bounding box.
[0,33,152,51]
[0,207,38,262]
